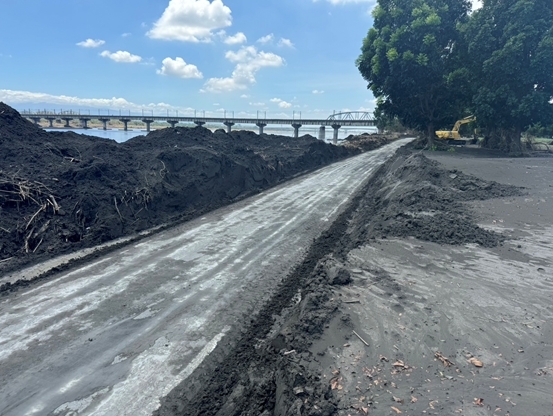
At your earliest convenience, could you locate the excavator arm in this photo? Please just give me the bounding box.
[436,116,476,141]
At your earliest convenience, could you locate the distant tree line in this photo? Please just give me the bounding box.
[356,0,553,154]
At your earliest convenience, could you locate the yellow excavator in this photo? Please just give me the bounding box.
[436,116,476,142]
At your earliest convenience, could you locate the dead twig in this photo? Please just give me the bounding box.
[0,257,13,264]
[33,237,44,253]
[353,330,370,347]
[24,229,34,253]
[48,195,60,213]
[26,205,46,230]
[344,300,361,304]
[114,197,123,222]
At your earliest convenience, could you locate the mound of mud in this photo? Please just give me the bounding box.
[345,149,524,248]
[0,103,359,275]
[343,132,396,152]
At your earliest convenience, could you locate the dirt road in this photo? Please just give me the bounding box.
[0,139,412,416]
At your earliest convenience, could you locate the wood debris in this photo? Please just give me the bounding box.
[391,406,402,414]
[353,330,370,346]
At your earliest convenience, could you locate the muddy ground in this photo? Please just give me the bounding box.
[154,146,553,415]
[0,103,393,282]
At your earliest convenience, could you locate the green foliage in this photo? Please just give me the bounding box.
[463,0,553,153]
[356,0,472,144]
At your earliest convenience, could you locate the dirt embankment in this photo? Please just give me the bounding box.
[153,147,525,415]
[1,103,379,278]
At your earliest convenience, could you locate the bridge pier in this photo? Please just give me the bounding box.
[224,122,235,133]
[62,118,72,128]
[142,119,154,132]
[120,118,131,131]
[292,123,302,139]
[318,126,326,141]
[79,118,91,129]
[30,117,41,126]
[256,123,267,135]
[194,121,206,127]
[167,120,179,128]
[45,117,55,128]
[99,118,110,130]
[332,124,341,144]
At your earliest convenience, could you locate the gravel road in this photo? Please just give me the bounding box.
[0,138,412,416]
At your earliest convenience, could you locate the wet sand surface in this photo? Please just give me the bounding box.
[317,151,553,415]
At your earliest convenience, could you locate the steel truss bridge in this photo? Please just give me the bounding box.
[21,110,376,140]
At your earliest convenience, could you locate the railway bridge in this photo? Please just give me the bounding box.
[21,110,376,141]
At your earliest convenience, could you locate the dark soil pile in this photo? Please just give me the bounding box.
[342,148,524,249]
[342,133,396,152]
[0,103,359,274]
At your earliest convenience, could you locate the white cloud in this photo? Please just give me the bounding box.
[257,34,274,44]
[240,94,250,99]
[312,90,325,94]
[278,38,294,48]
[471,0,483,10]
[122,33,132,37]
[270,98,292,109]
[147,0,232,43]
[203,46,284,93]
[76,39,105,48]
[157,57,203,79]
[313,0,374,4]
[100,50,142,63]
[223,32,247,45]
[0,89,196,114]
[249,102,266,107]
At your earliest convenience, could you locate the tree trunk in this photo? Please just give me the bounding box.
[427,122,435,147]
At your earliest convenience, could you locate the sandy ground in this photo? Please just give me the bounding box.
[317,150,553,415]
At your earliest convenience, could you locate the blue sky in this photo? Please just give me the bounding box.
[0,0,480,119]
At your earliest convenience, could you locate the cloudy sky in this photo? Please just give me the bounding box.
[0,0,480,119]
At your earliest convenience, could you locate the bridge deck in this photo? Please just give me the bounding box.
[22,113,376,127]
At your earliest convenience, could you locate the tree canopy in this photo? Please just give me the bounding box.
[357,0,472,143]
[465,0,553,153]
[358,0,553,152]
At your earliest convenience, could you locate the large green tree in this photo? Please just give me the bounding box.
[465,0,553,154]
[357,0,472,144]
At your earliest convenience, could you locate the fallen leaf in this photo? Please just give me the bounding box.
[435,352,454,367]
[361,407,369,414]
[393,360,405,368]
[393,396,404,404]
[380,355,389,362]
[474,398,484,406]
[391,406,402,414]
[411,396,418,403]
[468,357,484,368]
